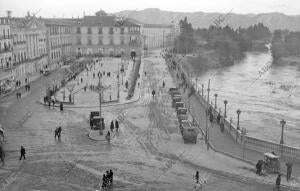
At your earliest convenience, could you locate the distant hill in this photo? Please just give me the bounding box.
[116,8,300,31]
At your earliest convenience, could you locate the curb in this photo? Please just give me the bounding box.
[87,130,118,141]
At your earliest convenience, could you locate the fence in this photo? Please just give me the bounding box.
[165,53,300,161]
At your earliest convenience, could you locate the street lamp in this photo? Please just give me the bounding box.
[201,84,204,97]
[214,93,218,109]
[224,100,228,118]
[236,109,241,130]
[280,119,286,145]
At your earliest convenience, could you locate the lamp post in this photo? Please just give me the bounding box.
[214,93,218,109]
[206,79,211,150]
[280,119,286,145]
[236,109,241,130]
[117,63,120,100]
[201,84,204,97]
[224,100,228,118]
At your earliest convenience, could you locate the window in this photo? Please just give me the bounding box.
[3,29,5,38]
[88,27,92,34]
[77,37,81,45]
[110,39,114,45]
[109,28,114,35]
[77,27,81,34]
[98,38,102,45]
[98,27,103,34]
[120,28,124,34]
[121,38,124,45]
[88,38,92,45]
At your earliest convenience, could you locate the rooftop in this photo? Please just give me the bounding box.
[77,15,140,27]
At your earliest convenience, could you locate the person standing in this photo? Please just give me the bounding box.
[110,121,114,132]
[286,162,293,182]
[20,146,26,160]
[115,120,119,132]
[195,171,199,183]
[0,146,5,166]
[109,169,113,185]
[275,174,281,191]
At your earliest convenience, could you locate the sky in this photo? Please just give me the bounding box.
[0,0,299,18]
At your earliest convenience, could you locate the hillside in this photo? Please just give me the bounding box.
[116,8,300,31]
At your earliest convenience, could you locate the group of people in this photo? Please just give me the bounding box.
[54,126,62,139]
[101,169,114,190]
[16,92,22,100]
[110,120,119,132]
[25,84,31,91]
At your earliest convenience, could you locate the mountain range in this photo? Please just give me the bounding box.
[116,8,300,31]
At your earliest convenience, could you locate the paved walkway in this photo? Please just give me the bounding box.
[166,54,300,183]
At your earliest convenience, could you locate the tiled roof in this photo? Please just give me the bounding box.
[10,16,46,29]
[78,16,140,27]
[43,18,75,26]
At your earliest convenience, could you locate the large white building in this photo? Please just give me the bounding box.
[0,15,13,96]
[73,10,142,58]
[11,13,48,83]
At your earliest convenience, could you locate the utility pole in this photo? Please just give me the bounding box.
[206,79,210,150]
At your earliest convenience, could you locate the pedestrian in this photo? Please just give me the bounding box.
[28,84,30,91]
[152,90,155,98]
[102,174,107,189]
[16,92,19,100]
[195,171,199,183]
[81,78,83,83]
[105,131,110,144]
[256,160,263,175]
[138,82,140,88]
[52,99,55,108]
[93,73,95,78]
[19,92,21,99]
[25,78,27,84]
[84,86,87,92]
[0,145,5,166]
[109,169,113,185]
[60,102,63,111]
[275,174,281,191]
[115,120,119,132]
[110,120,114,132]
[57,126,62,138]
[20,146,26,160]
[286,162,293,182]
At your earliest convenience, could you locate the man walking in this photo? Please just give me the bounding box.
[110,120,114,132]
[20,146,26,160]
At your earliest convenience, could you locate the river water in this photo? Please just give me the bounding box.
[194,50,300,147]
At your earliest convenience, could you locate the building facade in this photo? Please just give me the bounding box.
[73,11,142,57]
[0,16,13,95]
[141,24,174,49]
[11,13,47,83]
[44,19,73,69]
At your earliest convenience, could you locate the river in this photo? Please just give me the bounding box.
[193,50,300,147]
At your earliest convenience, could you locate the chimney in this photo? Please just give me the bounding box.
[6,10,12,18]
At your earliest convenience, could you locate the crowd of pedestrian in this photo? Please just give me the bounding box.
[101,169,114,190]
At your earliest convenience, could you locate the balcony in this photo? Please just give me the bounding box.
[0,47,13,54]
[0,35,12,40]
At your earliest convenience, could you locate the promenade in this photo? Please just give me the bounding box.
[164,51,300,186]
